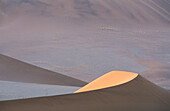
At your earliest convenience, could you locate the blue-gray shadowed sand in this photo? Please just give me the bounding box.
[0,80,80,101]
[0,54,87,87]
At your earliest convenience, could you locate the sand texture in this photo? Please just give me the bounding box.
[75,71,138,93]
[0,54,87,87]
[0,75,169,111]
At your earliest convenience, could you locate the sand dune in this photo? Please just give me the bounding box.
[75,71,138,93]
[0,54,87,87]
[0,80,80,101]
[0,0,169,110]
[0,0,170,25]
[0,72,169,111]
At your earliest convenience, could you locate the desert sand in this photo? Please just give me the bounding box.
[0,54,87,87]
[1,0,170,25]
[0,0,170,110]
[0,80,80,101]
[0,72,169,111]
[0,0,169,89]
[75,71,138,93]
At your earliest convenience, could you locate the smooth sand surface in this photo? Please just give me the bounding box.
[0,80,80,101]
[0,54,87,87]
[74,71,138,93]
[0,0,170,89]
[0,75,169,111]
[1,0,170,25]
[0,0,170,110]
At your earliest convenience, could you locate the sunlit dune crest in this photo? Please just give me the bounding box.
[1,71,170,111]
[74,71,138,93]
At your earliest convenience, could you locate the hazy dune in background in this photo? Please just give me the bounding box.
[0,0,170,25]
[0,0,169,89]
[0,54,87,87]
[75,71,138,93]
[0,0,170,105]
[0,73,169,111]
[0,0,170,89]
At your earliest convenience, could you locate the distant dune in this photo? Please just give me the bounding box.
[0,71,169,111]
[0,54,87,87]
[0,0,169,25]
[0,0,170,110]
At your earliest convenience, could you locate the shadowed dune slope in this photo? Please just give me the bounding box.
[75,71,138,93]
[0,75,169,111]
[0,54,87,87]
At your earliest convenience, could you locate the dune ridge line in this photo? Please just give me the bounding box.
[74,71,138,93]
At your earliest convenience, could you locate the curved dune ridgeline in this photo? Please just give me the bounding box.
[74,71,138,93]
[0,74,170,111]
[0,0,170,110]
[0,54,87,87]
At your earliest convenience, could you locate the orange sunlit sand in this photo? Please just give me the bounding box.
[74,71,138,93]
[0,0,170,111]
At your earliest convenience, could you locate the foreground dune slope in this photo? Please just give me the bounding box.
[0,54,87,87]
[0,74,169,111]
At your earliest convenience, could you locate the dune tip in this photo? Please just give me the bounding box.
[74,71,138,93]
